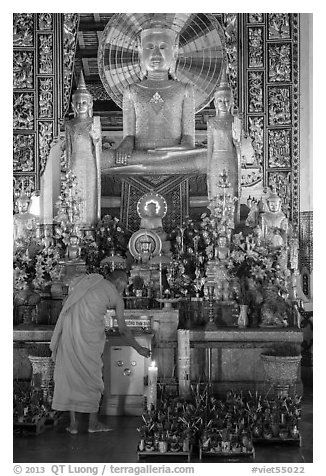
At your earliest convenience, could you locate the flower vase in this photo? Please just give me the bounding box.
[238,304,248,328]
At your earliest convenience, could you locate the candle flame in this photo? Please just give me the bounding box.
[150,360,156,368]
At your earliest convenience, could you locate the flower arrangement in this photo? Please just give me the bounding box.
[169,217,206,297]
[204,169,237,244]
[13,232,61,293]
[225,232,290,313]
[13,380,57,426]
[53,170,82,258]
[33,245,61,289]
[95,214,131,256]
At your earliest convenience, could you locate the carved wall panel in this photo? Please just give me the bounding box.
[13,135,35,172]
[38,34,53,74]
[248,71,264,113]
[243,13,299,229]
[38,122,54,173]
[13,51,34,89]
[248,116,264,168]
[13,92,34,130]
[38,78,54,118]
[268,13,291,40]
[13,176,36,196]
[268,43,291,82]
[62,14,80,117]
[268,86,291,126]
[13,13,34,47]
[38,13,53,31]
[268,129,291,168]
[222,14,238,106]
[248,14,264,24]
[13,13,77,201]
[248,27,264,68]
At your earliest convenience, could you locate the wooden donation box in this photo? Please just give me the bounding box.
[101,310,153,416]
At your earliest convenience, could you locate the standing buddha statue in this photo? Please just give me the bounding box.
[65,71,101,228]
[101,22,206,175]
[206,64,242,222]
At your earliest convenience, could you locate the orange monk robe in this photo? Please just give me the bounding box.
[50,274,115,413]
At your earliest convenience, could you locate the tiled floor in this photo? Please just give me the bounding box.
[13,382,313,464]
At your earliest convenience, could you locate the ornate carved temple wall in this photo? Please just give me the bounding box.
[239,14,300,230]
[12,13,312,277]
[13,13,78,198]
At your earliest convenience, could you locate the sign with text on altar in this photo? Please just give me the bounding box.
[104,310,151,330]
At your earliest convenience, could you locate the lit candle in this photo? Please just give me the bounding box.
[147,360,158,410]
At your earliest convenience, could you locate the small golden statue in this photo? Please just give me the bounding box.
[137,192,171,256]
[65,71,101,227]
[42,226,54,249]
[13,188,38,244]
[258,188,289,249]
[65,235,82,262]
[214,234,230,261]
[101,22,206,175]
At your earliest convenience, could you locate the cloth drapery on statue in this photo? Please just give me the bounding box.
[50,274,115,413]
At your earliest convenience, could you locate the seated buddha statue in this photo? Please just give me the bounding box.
[42,227,54,249]
[65,235,82,262]
[258,188,289,249]
[101,23,206,175]
[13,190,38,244]
[140,201,165,238]
[138,192,171,257]
[214,234,230,261]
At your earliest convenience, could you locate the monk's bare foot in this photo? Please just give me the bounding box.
[66,426,78,435]
[88,421,113,433]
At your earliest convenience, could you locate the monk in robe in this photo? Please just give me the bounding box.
[50,270,150,434]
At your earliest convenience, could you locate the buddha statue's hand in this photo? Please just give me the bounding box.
[232,115,242,145]
[114,135,134,165]
[89,124,101,143]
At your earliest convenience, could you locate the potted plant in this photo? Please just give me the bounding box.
[26,343,54,400]
[225,232,289,327]
[260,343,301,395]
